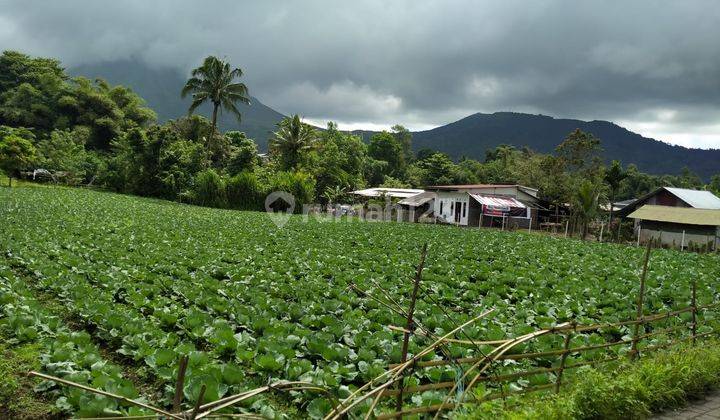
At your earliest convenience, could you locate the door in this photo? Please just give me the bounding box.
[454,200,462,223]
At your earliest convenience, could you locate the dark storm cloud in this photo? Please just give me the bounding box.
[1,0,719,147]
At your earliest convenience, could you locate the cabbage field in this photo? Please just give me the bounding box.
[1,187,719,418]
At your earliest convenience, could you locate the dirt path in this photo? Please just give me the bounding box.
[654,391,720,419]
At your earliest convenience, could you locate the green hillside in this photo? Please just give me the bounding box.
[71,60,719,178]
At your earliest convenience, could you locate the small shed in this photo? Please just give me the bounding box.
[617,187,720,218]
[397,191,436,222]
[628,205,720,250]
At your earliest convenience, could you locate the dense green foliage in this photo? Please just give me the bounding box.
[71,60,720,179]
[460,341,720,419]
[1,187,718,417]
[2,50,719,221]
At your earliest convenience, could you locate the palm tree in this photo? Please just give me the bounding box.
[573,179,600,240]
[604,160,627,228]
[181,56,250,143]
[269,115,317,170]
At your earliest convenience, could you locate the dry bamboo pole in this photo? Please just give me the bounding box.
[460,325,568,401]
[692,280,698,346]
[193,387,269,419]
[394,243,427,417]
[29,371,183,420]
[631,240,652,360]
[190,385,207,420]
[191,381,332,419]
[555,326,573,393]
[431,323,569,420]
[324,309,495,420]
[173,355,189,413]
[681,230,686,251]
[394,314,698,370]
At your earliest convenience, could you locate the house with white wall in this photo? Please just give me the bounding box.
[424,184,540,227]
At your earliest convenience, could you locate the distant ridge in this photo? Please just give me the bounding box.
[409,112,720,178]
[71,60,719,178]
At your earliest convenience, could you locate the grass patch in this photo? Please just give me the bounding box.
[0,334,58,419]
[458,340,720,420]
[0,174,52,188]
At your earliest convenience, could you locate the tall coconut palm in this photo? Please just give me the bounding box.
[269,114,317,170]
[181,56,250,142]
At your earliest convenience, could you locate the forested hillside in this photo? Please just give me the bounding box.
[71,59,286,148]
[72,60,719,178]
[1,50,719,215]
[411,112,720,179]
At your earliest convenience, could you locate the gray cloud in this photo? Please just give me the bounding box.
[1,0,719,147]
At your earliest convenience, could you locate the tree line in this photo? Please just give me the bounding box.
[1,50,719,219]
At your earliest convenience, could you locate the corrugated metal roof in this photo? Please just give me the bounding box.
[664,187,720,209]
[351,188,424,198]
[629,205,720,226]
[469,194,526,208]
[398,191,436,206]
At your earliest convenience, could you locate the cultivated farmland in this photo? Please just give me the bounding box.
[1,187,718,418]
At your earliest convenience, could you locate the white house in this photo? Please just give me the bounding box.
[425,184,540,227]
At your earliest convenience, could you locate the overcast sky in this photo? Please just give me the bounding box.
[1,1,719,148]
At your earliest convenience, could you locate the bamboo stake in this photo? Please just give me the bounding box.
[599,222,604,242]
[692,280,697,346]
[555,327,573,393]
[190,385,207,420]
[325,309,495,420]
[631,240,652,360]
[173,355,189,412]
[29,371,183,420]
[432,324,569,420]
[564,220,569,238]
[681,230,686,251]
[395,243,427,417]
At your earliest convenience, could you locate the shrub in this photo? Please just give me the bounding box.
[268,171,316,213]
[193,169,226,208]
[458,341,720,420]
[226,171,264,211]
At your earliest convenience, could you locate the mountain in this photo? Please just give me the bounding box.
[409,112,720,179]
[71,60,719,178]
[70,59,286,148]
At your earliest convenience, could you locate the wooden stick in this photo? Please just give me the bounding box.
[173,355,189,412]
[28,371,183,420]
[190,384,206,420]
[325,309,495,420]
[555,329,572,393]
[395,243,427,416]
[681,230,686,251]
[631,240,652,360]
[692,280,697,346]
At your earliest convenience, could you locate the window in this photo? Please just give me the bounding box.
[462,202,466,218]
[440,201,444,214]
